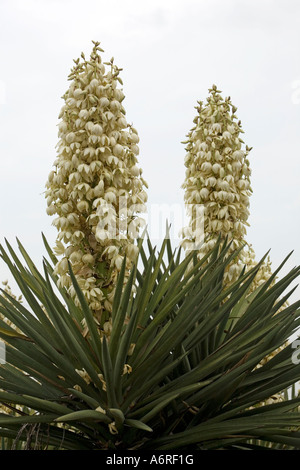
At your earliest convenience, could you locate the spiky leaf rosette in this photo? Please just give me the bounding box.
[0,236,300,450]
[45,42,147,329]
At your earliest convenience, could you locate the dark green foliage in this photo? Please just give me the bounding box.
[0,234,300,450]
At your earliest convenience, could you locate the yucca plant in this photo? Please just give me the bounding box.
[0,232,300,450]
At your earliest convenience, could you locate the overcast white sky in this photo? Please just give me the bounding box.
[0,0,300,302]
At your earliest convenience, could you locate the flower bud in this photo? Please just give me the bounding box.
[113,144,123,156]
[85,121,94,132]
[131,165,140,177]
[66,132,76,143]
[58,122,68,133]
[46,205,56,215]
[77,201,89,212]
[82,253,94,265]
[99,97,109,108]
[92,124,103,136]
[117,117,127,128]
[73,88,84,99]
[70,251,82,263]
[79,109,89,120]
[114,255,123,271]
[212,163,221,174]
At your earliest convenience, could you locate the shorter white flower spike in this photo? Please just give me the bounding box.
[181,85,264,286]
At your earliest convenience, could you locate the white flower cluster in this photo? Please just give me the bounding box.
[181,85,254,283]
[242,244,273,292]
[0,280,22,332]
[181,84,280,292]
[45,41,147,326]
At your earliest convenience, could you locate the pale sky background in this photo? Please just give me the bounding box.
[0,0,300,305]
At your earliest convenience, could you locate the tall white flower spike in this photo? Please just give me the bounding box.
[45,41,147,330]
